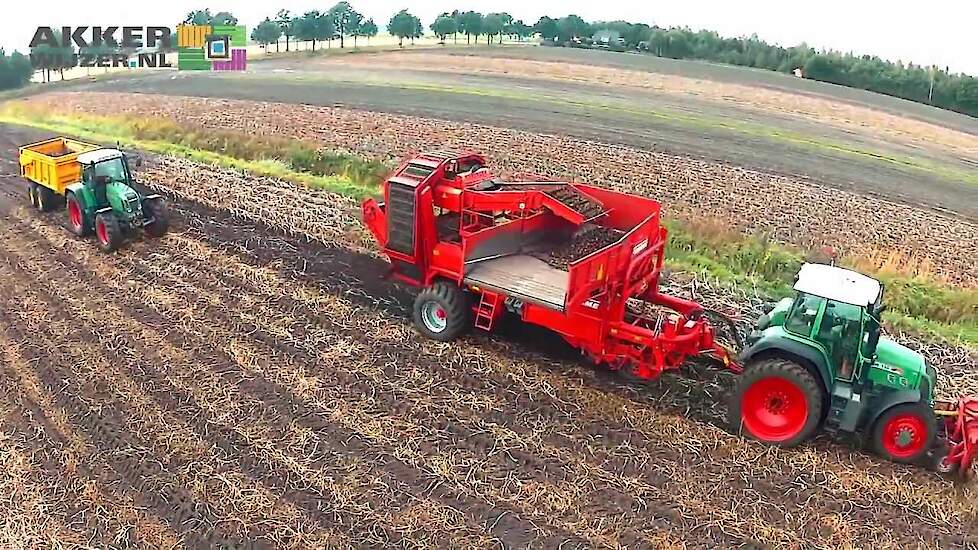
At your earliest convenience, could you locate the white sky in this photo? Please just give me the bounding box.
[5,0,977,75]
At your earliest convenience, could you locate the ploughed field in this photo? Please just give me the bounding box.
[16,91,978,286]
[1,120,978,549]
[75,47,978,222]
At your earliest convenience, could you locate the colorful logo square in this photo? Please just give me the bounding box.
[176,24,246,71]
[205,35,230,59]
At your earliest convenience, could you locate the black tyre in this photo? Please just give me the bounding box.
[66,193,91,236]
[94,212,123,252]
[729,357,825,448]
[142,198,169,238]
[27,182,38,209]
[412,281,470,342]
[872,402,936,464]
[36,185,58,212]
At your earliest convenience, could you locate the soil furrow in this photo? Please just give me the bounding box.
[15,204,968,550]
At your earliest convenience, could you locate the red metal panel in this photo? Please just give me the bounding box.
[429,242,464,283]
[522,303,605,348]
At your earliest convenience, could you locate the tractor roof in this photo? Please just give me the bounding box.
[77,148,123,165]
[794,263,881,307]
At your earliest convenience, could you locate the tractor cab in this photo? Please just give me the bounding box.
[78,149,137,206]
[735,263,938,463]
[759,264,931,397]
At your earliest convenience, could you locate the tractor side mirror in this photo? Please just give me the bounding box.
[863,314,882,359]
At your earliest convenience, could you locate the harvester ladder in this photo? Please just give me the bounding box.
[474,291,503,331]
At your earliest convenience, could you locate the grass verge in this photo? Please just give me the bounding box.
[2,105,974,348]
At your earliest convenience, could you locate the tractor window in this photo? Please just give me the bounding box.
[93,157,129,184]
[784,293,823,337]
[816,300,863,381]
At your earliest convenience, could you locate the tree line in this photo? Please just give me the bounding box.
[0,50,33,91]
[250,3,379,52]
[529,16,978,117]
[272,6,978,118]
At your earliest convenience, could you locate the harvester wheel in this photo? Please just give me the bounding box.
[729,358,824,447]
[413,281,470,342]
[871,402,936,464]
[94,212,123,252]
[143,198,169,238]
[66,194,91,236]
[36,186,57,212]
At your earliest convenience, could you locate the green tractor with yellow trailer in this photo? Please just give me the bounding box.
[19,137,169,251]
[731,263,975,474]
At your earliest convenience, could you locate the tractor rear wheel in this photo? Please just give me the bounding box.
[413,281,470,342]
[872,402,936,464]
[142,198,169,237]
[66,193,91,236]
[95,212,123,252]
[729,358,824,447]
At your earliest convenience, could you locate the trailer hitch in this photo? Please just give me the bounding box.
[934,397,978,478]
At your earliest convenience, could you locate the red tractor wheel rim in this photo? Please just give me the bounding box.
[742,377,809,442]
[68,201,82,229]
[96,219,108,245]
[881,414,927,458]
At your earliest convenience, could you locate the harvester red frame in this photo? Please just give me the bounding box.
[361,150,738,379]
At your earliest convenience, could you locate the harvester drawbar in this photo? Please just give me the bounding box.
[362,150,977,478]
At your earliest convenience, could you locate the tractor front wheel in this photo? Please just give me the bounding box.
[67,194,91,236]
[729,358,824,447]
[413,281,470,342]
[95,212,123,252]
[872,403,936,464]
[142,198,169,238]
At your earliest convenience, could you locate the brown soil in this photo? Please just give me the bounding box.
[18,91,978,285]
[0,123,976,547]
[325,52,978,160]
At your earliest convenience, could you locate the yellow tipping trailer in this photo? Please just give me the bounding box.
[19,137,100,211]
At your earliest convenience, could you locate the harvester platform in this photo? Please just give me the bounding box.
[464,255,568,311]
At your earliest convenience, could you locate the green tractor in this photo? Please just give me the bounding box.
[65,148,169,252]
[20,138,169,252]
[731,263,973,471]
